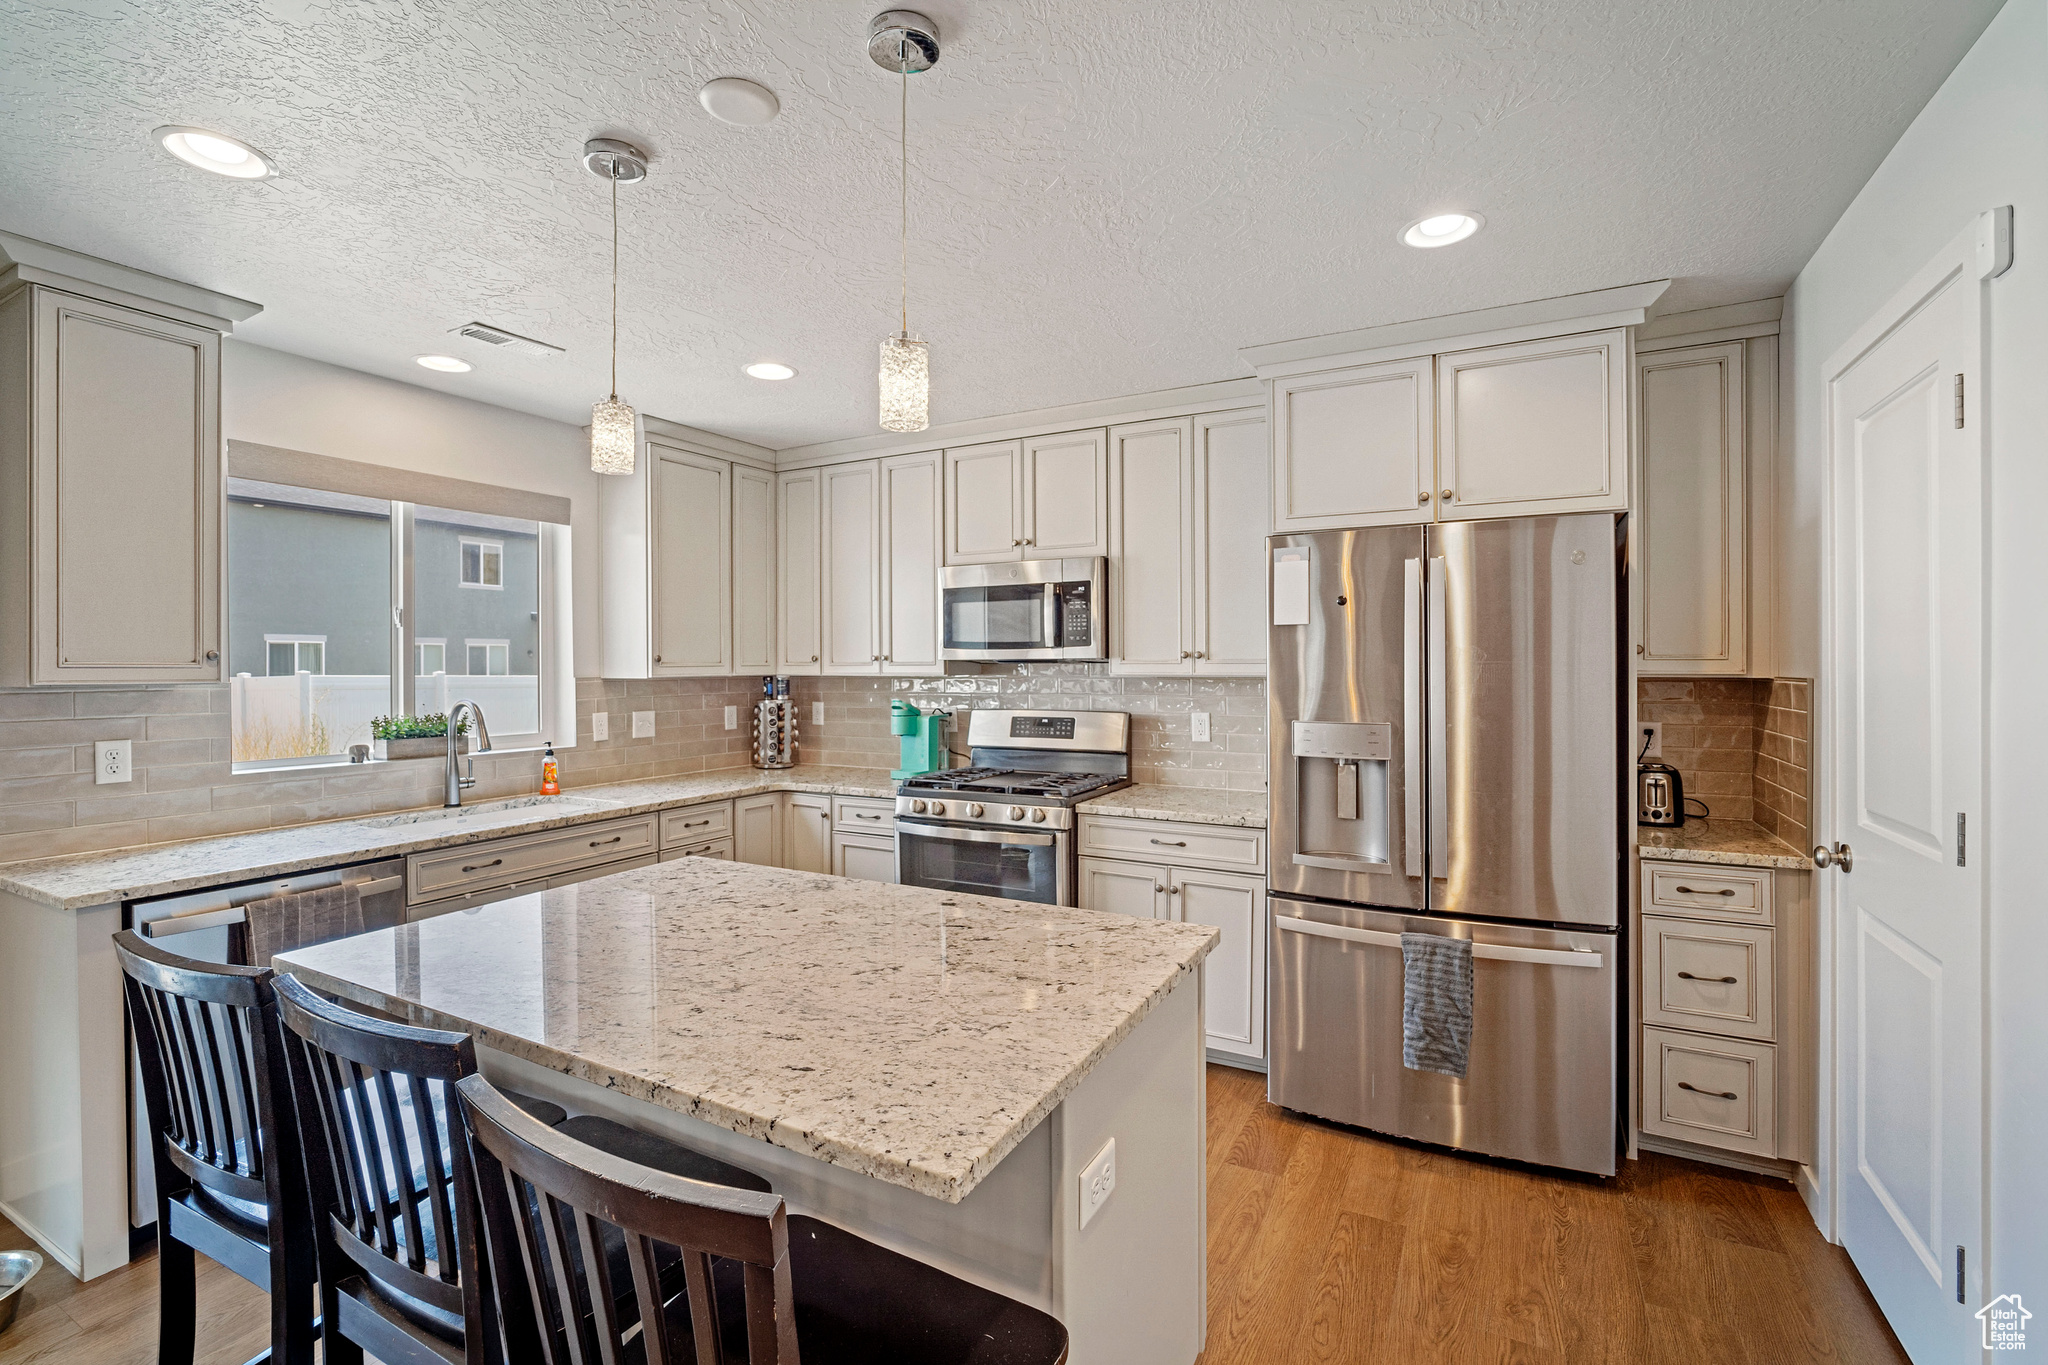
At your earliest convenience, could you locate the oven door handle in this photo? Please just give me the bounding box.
[896,820,1059,848]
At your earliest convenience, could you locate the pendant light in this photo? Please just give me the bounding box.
[869,10,939,433]
[582,138,647,475]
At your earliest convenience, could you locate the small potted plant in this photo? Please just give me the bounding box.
[370,713,469,761]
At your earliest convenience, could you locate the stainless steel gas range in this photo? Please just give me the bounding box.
[894,710,1131,906]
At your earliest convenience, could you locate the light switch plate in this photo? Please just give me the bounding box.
[591,712,609,741]
[631,711,655,739]
[1079,1137,1116,1229]
[1190,711,1211,743]
[1638,722,1663,760]
[95,739,132,785]
[812,701,825,727]
[724,705,739,731]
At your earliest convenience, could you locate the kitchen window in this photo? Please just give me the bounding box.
[224,445,573,771]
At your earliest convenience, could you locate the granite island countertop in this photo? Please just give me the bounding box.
[1075,783,1267,828]
[0,766,897,911]
[276,856,1219,1204]
[1637,819,1811,870]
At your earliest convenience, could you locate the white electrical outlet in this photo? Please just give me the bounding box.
[1079,1137,1116,1229]
[1638,722,1663,760]
[631,710,655,739]
[812,701,825,726]
[591,712,609,741]
[94,739,133,785]
[724,705,739,731]
[1190,710,1211,743]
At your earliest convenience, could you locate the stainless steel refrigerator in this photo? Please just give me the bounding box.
[1266,514,1625,1175]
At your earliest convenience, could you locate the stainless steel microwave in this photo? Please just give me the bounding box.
[940,558,1107,661]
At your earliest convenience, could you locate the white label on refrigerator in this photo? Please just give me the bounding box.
[1272,547,1311,626]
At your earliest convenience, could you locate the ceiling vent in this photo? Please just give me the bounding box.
[452,322,563,359]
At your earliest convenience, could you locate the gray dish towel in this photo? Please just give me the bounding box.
[1401,931,1474,1079]
[247,882,364,969]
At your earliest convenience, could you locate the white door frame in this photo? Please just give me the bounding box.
[1814,209,2005,1282]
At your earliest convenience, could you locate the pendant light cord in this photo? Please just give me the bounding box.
[609,166,620,401]
[899,68,909,337]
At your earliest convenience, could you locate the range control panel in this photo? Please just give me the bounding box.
[1010,715,1077,740]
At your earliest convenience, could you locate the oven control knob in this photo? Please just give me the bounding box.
[1009,806,1025,820]
[911,800,927,814]
[1030,808,1047,823]
[968,803,985,818]
[930,802,946,817]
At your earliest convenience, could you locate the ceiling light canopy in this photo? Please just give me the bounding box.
[745,362,796,380]
[154,125,276,179]
[1401,212,1483,248]
[415,354,472,372]
[699,78,781,126]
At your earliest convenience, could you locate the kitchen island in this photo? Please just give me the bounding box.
[277,856,1218,1365]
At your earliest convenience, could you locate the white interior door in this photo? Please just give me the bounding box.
[1825,223,1986,1362]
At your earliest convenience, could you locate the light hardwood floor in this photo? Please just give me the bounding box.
[0,1065,1907,1365]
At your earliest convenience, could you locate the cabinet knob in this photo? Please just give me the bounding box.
[1180,650,1192,659]
[654,655,662,663]
[1012,538,1022,547]
[1154,884,1165,893]
[1024,537,1034,546]
[1418,491,1431,504]
[1441,489,1453,501]
[810,654,819,662]
[204,649,219,661]
[870,654,879,661]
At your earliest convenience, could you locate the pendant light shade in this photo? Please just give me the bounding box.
[879,331,929,433]
[583,138,646,476]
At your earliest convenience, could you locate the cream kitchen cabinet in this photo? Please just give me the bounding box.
[821,461,881,674]
[1107,411,1268,677]
[734,792,784,866]
[776,469,823,674]
[1434,329,1630,520]
[943,430,1107,564]
[805,452,943,677]
[1270,356,1434,532]
[732,464,777,673]
[832,830,896,883]
[784,792,834,874]
[0,276,239,686]
[879,452,944,674]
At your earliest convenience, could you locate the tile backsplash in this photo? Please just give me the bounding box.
[1636,677,1810,846]
[792,666,1268,791]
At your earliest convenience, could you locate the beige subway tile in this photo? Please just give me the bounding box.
[140,761,236,792]
[1637,680,1694,702]
[0,693,75,722]
[1690,771,1752,797]
[0,801,74,835]
[2,747,75,778]
[144,809,276,843]
[74,689,217,718]
[76,788,216,827]
[0,717,147,750]
[0,771,103,803]
[0,820,152,864]
[132,739,218,769]
[145,711,232,741]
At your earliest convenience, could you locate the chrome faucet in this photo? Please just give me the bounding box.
[444,700,494,807]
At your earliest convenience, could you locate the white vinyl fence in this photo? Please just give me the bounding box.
[230,672,541,760]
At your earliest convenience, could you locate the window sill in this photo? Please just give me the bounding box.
[230,738,552,777]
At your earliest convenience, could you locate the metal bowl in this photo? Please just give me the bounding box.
[0,1249,43,1333]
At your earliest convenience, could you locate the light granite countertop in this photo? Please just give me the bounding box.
[0,766,897,911]
[1637,819,1811,870]
[1076,783,1267,828]
[277,857,1218,1204]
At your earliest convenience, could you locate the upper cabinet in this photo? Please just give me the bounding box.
[878,452,942,674]
[1436,329,1630,520]
[775,469,823,674]
[0,266,249,686]
[1108,409,1268,677]
[820,462,880,674]
[782,453,942,677]
[944,430,1107,563]
[1267,326,1634,533]
[601,434,776,678]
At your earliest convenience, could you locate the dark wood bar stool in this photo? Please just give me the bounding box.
[114,930,318,1365]
[457,1073,1071,1365]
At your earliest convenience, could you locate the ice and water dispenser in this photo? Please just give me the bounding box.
[1289,720,1394,871]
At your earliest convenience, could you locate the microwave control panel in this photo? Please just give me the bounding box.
[1059,583,1092,646]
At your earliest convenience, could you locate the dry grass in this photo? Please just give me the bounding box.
[230,713,335,763]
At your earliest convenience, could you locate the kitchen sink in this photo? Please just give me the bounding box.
[359,795,615,829]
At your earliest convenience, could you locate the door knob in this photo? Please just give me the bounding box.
[1812,842,1855,872]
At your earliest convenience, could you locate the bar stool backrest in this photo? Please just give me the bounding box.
[455,1073,800,1365]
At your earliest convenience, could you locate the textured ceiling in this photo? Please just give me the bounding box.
[0,0,2003,448]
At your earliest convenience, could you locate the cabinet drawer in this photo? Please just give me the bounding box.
[1645,865,1773,924]
[1078,817,1265,875]
[833,797,896,835]
[660,801,732,848]
[409,815,659,904]
[1641,1026,1777,1158]
[1642,917,1774,1040]
[660,837,734,863]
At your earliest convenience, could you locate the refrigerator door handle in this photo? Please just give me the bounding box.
[1274,915,1604,969]
[1427,555,1449,880]
[1403,557,1425,877]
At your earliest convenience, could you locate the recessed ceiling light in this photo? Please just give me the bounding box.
[744,362,796,381]
[698,78,781,126]
[415,354,472,372]
[1401,212,1483,248]
[154,125,276,179]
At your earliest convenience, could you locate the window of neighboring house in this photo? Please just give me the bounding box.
[264,635,327,676]
[228,478,551,770]
[466,639,510,676]
[460,538,503,589]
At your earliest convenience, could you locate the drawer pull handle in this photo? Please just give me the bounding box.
[681,819,711,828]
[1677,1081,1739,1100]
[461,858,504,873]
[1150,838,1188,847]
[590,836,623,847]
[1676,887,1737,897]
[1677,971,1739,984]
[853,812,884,820]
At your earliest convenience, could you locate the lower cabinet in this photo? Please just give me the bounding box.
[833,831,896,883]
[1077,853,1267,1066]
[734,793,783,866]
[784,793,834,874]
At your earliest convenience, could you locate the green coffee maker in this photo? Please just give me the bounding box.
[890,700,952,779]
